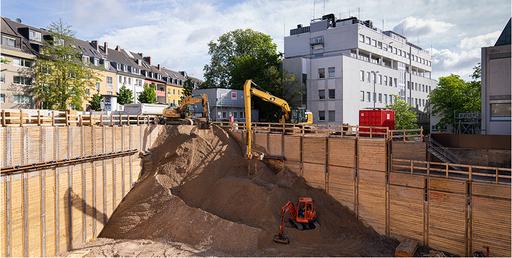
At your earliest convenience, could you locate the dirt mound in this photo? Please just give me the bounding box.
[100,125,397,256]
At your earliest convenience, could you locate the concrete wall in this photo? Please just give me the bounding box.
[0,124,164,256]
[481,44,511,135]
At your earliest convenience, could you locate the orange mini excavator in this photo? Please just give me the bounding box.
[273,197,319,244]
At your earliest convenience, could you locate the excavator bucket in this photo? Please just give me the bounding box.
[273,234,290,244]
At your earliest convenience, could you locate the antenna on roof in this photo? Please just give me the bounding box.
[323,0,325,16]
[313,0,316,19]
[357,7,360,19]
[15,18,22,23]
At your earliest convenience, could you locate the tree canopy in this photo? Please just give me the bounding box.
[117,86,133,105]
[181,78,194,100]
[88,93,102,111]
[138,83,157,104]
[32,20,98,110]
[387,97,418,129]
[202,29,297,121]
[429,64,481,129]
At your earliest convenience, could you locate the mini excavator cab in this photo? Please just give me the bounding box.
[273,197,318,244]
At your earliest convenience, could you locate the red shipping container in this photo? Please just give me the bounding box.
[359,109,395,137]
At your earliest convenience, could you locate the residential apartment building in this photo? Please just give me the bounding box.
[283,15,437,125]
[1,17,40,108]
[193,88,259,121]
[481,19,511,135]
[162,68,185,107]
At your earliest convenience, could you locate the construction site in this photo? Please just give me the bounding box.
[0,95,510,257]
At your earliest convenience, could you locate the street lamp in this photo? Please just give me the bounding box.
[371,71,379,108]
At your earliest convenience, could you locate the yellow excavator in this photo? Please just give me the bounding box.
[162,93,210,128]
[243,79,313,159]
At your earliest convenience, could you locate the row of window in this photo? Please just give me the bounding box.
[407,97,428,107]
[360,91,397,105]
[1,35,16,48]
[1,75,32,86]
[360,70,398,87]
[318,110,335,122]
[318,67,335,79]
[407,81,431,93]
[358,33,432,67]
[220,111,245,119]
[318,89,335,100]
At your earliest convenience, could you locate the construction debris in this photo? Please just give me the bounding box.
[395,238,419,257]
[95,125,398,256]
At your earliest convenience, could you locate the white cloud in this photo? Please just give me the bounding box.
[459,30,501,49]
[393,16,454,37]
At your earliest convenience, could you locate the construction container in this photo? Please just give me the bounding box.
[359,109,395,137]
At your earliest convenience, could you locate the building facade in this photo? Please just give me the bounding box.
[162,68,185,107]
[481,19,511,135]
[193,88,259,121]
[283,15,436,125]
[1,17,40,108]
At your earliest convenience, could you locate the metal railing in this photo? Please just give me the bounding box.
[427,137,461,164]
[1,109,159,127]
[389,128,424,142]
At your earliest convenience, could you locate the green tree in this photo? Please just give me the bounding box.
[89,93,102,111]
[117,86,133,105]
[429,65,481,129]
[32,20,98,110]
[202,29,297,121]
[181,78,194,100]
[138,83,157,104]
[387,97,418,129]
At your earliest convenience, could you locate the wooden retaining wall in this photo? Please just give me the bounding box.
[237,131,511,256]
[0,125,163,257]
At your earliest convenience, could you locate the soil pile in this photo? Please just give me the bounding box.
[100,125,397,256]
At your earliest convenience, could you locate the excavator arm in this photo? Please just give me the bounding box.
[243,79,291,159]
[274,201,296,244]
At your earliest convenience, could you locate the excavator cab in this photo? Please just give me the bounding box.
[291,108,313,124]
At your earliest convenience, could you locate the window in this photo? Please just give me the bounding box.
[367,72,370,82]
[82,56,89,64]
[118,75,122,83]
[222,112,227,118]
[429,86,432,93]
[379,74,382,85]
[389,77,393,87]
[373,73,377,83]
[365,36,371,44]
[360,70,365,81]
[384,76,388,85]
[378,41,382,49]
[29,30,42,42]
[394,78,397,87]
[328,111,335,122]
[13,95,31,104]
[233,112,238,118]
[378,93,382,103]
[173,89,176,94]
[373,92,377,102]
[13,76,31,85]
[0,94,4,103]
[318,68,325,79]
[116,63,121,71]
[359,34,365,42]
[318,90,325,100]
[2,35,16,47]
[360,91,365,101]
[328,67,335,78]
[490,103,511,120]
[367,92,371,102]
[95,82,100,90]
[389,95,393,104]
[384,94,388,104]
[240,111,244,118]
[0,73,4,83]
[128,77,131,84]
[319,111,325,121]
[328,89,335,99]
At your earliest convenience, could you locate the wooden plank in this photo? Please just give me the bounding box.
[302,162,325,189]
[395,238,418,257]
[358,169,386,234]
[283,135,300,161]
[328,166,355,210]
[472,182,511,199]
[27,172,42,257]
[429,177,466,194]
[26,127,41,164]
[44,170,56,256]
[358,138,386,171]
[328,137,356,168]
[10,175,23,257]
[267,134,282,156]
[389,185,424,242]
[302,137,326,164]
[71,165,82,248]
[390,173,425,188]
[254,133,268,152]
[392,141,426,161]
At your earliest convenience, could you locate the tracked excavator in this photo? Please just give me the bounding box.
[162,93,210,128]
[273,197,319,244]
[243,79,313,160]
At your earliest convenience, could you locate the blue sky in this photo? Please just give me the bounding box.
[3,0,511,79]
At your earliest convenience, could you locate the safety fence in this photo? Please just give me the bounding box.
[1,109,158,127]
[0,124,164,257]
[229,130,511,256]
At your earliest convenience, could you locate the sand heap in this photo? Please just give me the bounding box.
[100,125,397,256]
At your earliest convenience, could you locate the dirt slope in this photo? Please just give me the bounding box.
[99,125,397,256]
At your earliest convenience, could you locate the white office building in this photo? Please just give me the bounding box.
[283,15,437,125]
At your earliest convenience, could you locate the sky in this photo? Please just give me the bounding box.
[2,0,510,80]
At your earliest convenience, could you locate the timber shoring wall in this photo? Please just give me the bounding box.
[0,125,163,257]
[236,131,511,257]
